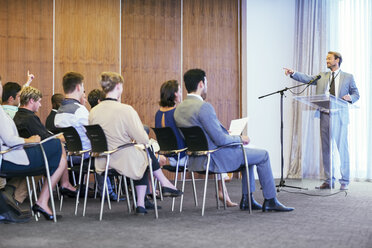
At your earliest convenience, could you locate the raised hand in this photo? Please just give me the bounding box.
[283,67,294,76]
[26,70,35,86]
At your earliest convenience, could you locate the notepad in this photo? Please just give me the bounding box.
[229,117,248,136]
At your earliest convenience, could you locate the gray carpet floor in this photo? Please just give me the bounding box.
[0,179,371,248]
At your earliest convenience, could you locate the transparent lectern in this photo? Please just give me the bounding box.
[293,94,355,190]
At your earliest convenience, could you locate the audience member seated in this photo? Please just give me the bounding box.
[87,89,105,108]
[13,86,77,197]
[1,71,34,119]
[89,71,182,214]
[174,69,294,212]
[55,72,122,201]
[0,72,35,214]
[0,81,71,221]
[45,93,65,132]
[156,80,238,207]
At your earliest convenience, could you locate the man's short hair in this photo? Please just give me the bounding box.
[51,93,65,110]
[2,82,21,103]
[159,80,179,107]
[100,72,124,93]
[328,51,343,66]
[183,69,206,93]
[88,89,105,108]
[20,86,42,106]
[62,72,84,94]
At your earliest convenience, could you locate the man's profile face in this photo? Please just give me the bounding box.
[12,91,21,106]
[326,54,339,70]
[31,98,42,113]
[201,76,208,100]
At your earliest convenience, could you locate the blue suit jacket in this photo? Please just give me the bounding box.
[174,95,244,173]
[291,70,360,123]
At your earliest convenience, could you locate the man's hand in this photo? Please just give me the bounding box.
[25,70,35,86]
[241,135,250,145]
[25,135,41,143]
[283,67,294,76]
[342,94,352,102]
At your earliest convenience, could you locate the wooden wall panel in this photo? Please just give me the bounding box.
[122,0,181,127]
[183,0,240,128]
[0,0,53,122]
[55,0,121,108]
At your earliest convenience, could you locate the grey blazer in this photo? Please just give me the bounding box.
[174,95,244,173]
[291,70,360,123]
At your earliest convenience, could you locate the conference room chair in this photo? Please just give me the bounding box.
[152,127,198,212]
[59,126,98,215]
[84,124,159,220]
[179,126,252,216]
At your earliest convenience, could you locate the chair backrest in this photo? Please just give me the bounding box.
[84,124,109,153]
[59,126,83,152]
[152,127,179,152]
[179,126,209,152]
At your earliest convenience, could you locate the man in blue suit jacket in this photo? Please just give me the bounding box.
[174,69,294,212]
[285,51,360,190]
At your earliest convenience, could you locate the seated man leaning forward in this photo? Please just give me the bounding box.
[89,71,182,215]
[174,69,294,212]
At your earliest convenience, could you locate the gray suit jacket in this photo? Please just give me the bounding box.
[174,95,244,173]
[291,70,360,123]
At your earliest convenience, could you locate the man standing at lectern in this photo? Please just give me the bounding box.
[284,51,359,190]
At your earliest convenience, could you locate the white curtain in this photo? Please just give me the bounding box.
[287,0,329,178]
[328,0,372,181]
[288,0,372,181]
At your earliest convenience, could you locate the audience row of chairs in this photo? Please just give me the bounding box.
[2,124,252,222]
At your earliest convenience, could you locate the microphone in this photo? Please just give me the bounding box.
[307,75,321,85]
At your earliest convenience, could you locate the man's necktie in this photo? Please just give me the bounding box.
[329,72,335,96]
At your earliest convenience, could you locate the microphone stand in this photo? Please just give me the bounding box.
[259,82,312,192]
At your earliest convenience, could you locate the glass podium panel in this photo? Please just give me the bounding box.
[294,94,352,190]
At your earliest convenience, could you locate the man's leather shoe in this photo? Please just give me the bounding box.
[340,184,349,190]
[262,198,294,212]
[315,182,334,189]
[240,194,262,210]
[145,197,161,210]
[0,210,30,224]
[161,187,183,197]
[1,188,30,217]
[135,206,148,215]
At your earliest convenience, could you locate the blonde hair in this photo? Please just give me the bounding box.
[20,86,42,106]
[100,72,124,93]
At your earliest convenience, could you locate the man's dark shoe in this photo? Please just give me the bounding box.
[145,197,161,210]
[135,206,148,215]
[340,184,349,190]
[1,188,30,217]
[262,198,294,212]
[0,210,30,224]
[240,194,262,210]
[315,182,334,189]
[161,187,183,197]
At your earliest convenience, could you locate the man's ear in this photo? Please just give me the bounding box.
[198,80,204,90]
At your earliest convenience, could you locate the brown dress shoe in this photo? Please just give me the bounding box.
[315,182,334,189]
